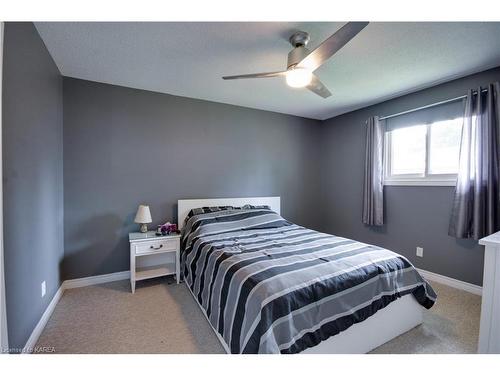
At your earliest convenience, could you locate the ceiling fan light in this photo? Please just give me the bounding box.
[286,67,312,88]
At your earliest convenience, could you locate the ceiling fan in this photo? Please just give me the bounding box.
[222,22,369,98]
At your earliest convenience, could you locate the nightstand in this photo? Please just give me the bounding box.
[129,231,181,293]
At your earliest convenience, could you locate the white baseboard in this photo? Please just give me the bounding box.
[62,270,130,290]
[417,268,482,296]
[22,285,64,354]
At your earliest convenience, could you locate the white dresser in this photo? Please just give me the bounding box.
[478,231,500,353]
[129,231,181,293]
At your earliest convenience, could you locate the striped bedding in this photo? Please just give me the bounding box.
[181,208,436,354]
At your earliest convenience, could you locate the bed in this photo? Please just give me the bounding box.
[178,197,436,354]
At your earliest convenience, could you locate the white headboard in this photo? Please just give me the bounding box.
[177,196,280,229]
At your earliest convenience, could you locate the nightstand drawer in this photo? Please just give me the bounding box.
[135,238,178,255]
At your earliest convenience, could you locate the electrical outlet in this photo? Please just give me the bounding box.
[41,281,46,298]
[416,247,424,257]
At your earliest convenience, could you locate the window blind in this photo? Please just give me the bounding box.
[385,98,466,132]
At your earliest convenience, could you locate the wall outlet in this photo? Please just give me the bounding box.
[41,281,46,298]
[416,247,424,257]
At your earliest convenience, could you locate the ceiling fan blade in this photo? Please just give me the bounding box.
[307,75,332,98]
[222,71,287,80]
[297,22,369,71]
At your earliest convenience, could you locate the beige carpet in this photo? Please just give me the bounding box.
[371,281,480,353]
[35,277,481,354]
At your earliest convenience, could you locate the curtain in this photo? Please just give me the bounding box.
[362,116,384,226]
[449,82,500,240]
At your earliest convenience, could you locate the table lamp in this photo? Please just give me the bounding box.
[134,204,152,233]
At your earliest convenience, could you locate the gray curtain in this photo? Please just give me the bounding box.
[449,82,500,240]
[362,116,384,226]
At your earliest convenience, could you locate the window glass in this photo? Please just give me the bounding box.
[428,119,462,175]
[390,125,427,175]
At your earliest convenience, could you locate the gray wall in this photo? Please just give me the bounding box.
[64,67,500,285]
[2,23,64,350]
[63,78,322,280]
[319,66,500,286]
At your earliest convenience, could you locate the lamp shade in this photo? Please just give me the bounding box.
[134,205,152,224]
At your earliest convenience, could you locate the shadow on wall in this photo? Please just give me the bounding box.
[151,201,181,232]
[61,214,134,280]
[455,237,482,251]
[61,202,188,281]
[364,223,388,235]
[173,203,179,224]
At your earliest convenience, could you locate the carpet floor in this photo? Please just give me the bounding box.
[35,277,481,354]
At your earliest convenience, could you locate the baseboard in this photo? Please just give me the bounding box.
[417,268,482,296]
[22,285,64,354]
[62,270,130,290]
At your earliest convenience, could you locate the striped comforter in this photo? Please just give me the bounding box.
[181,208,436,354]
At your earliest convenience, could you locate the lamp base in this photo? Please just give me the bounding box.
[140,223,148,233]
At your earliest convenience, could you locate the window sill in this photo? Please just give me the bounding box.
[384,179,456,187]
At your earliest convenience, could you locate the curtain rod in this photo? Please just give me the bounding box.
[378,88,489,121]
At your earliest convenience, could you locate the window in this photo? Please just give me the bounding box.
[384,118,462,186]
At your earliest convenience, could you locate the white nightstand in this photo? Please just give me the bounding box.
[129,231,181,293]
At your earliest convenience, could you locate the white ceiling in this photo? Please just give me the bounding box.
[35,22,500,120]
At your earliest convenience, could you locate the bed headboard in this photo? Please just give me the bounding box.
[177,196,280,229]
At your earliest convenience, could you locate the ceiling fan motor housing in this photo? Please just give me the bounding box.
[287,31,311,69]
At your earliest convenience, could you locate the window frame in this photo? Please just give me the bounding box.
[383,122,458,187]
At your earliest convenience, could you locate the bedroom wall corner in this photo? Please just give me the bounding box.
[2,22,64,351]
